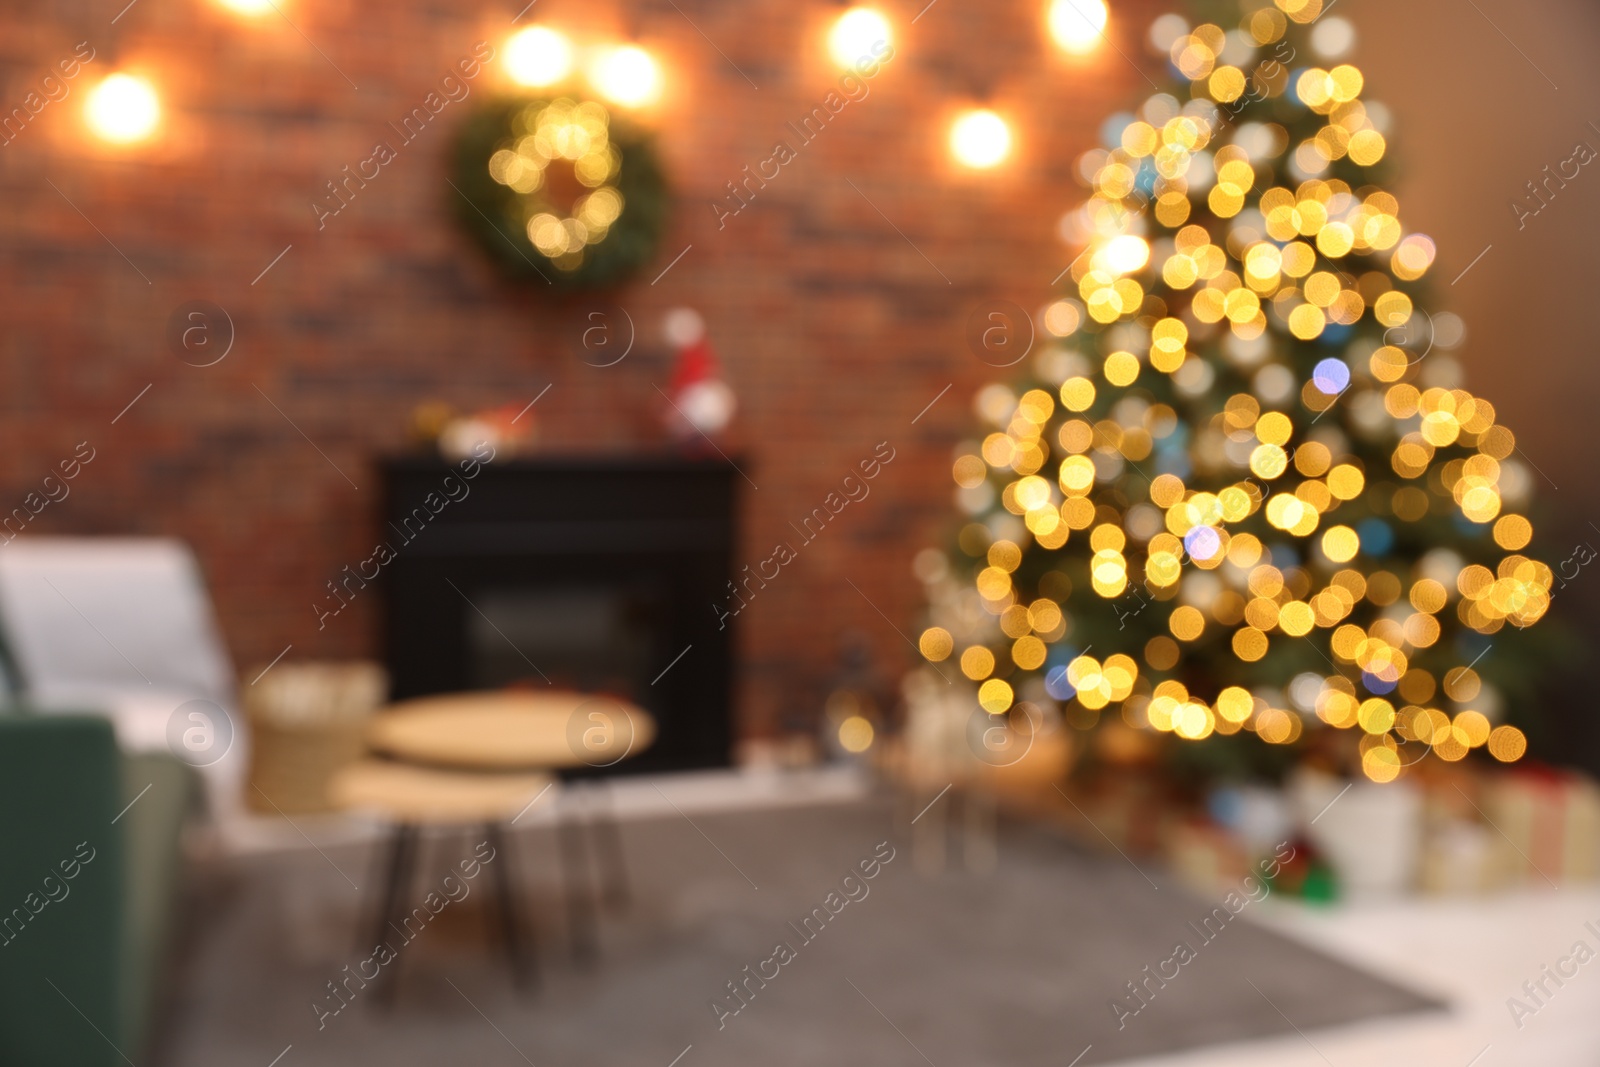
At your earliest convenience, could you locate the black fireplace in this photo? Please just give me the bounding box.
[379,453,738,774]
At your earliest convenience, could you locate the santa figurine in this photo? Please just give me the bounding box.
[662,307,736,443]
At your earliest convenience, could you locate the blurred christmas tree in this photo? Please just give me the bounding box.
[917,0,1556,784]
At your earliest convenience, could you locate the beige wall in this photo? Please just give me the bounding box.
[1350,0,1600,759]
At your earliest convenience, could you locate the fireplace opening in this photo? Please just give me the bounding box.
[380,455,738,774]
[466,584,661,698]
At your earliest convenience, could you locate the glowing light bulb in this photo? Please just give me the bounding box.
[1095,234,1150,274]
[505,26,573,87]
[950,109,1012,169]
[85,74,160,144]
[215,0,275,14]
[1048,0,1109,54]
[838,716,875,753]
[828,7,891,69]
[590,45,659,108]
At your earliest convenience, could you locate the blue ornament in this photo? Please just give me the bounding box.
[1319,322,1354,346]
[1356,518,1394,556]
[1184,525,1222,562]
[1045,665,1077,701]
[1312,358,1351,396]
[1135,161,1158,197]
[1362,671,1398,696]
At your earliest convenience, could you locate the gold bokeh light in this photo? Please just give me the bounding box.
[505,26,574,88]
[950,109,1013,169]
[589,45,660,108]
[85,73,160,144]
[1048,0,1110,54]
[828,7,892,69]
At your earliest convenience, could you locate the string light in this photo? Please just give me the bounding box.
[1048,0,1109,54]
[828,7,892,69]
[950,108,1012,169]
[489,98,624,271]
[213,0,274,14]
[1093,234,1150,275]
[838,715,875,753]
[589,45,660,108]
[505,26,574,88]
[85,74,160,144]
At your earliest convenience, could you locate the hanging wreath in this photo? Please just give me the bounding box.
[452,96,668,290]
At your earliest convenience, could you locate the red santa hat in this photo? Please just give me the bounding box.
[663,307,735,437]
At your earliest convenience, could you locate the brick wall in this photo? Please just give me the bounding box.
[1,0,1592,749]
[0,0,1167,737]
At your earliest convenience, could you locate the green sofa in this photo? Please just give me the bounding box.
[0,714,192,1066]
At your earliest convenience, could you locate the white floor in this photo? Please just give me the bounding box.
[206,767,1600,1065]
[1117,884,1600,1067]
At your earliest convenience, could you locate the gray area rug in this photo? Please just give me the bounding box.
[160,799,1442,1066]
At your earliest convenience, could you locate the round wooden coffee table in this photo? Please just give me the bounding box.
[330,760,555,993]
[332,760,554,824]
[366,690,656,772]
[339,690,656,988]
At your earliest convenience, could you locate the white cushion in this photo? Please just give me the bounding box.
[0,537,247,816]
[0,537,234,701]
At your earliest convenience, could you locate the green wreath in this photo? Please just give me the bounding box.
[452,96,668,290]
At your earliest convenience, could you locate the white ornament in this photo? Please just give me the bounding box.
[439,418,498,462]
[663,307,705,348]
[677,379,735,434]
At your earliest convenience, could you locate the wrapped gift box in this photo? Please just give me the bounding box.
[1482,766,1600,886]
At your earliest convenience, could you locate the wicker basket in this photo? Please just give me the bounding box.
[245,661,386,814]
